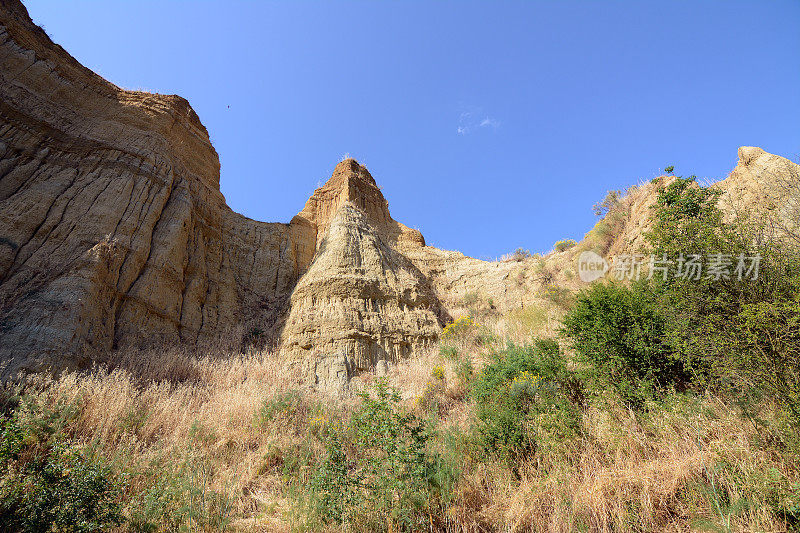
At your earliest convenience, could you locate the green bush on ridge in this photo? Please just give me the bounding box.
[644,175,800,425]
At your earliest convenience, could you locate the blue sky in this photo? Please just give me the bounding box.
[25,0,800,259]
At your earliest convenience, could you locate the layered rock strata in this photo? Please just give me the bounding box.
[2,0,799,391]
[0,0,440,381]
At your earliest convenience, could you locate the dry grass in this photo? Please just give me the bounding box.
[15,347,313,532]
[441,394,799,532]
[8,337,799,532]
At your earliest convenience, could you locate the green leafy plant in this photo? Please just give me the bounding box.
[297,381,445,531]
[439,345,459,361]
[470,341,582,472]
[561,281,689,409]
[645,175,800,423]
[0,402,123,533]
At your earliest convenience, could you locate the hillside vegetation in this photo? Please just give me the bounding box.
[2,175,800,532]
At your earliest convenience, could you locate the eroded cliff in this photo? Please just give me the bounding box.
[0,0,444,383]
[2,0,798,393]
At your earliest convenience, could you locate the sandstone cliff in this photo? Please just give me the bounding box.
[1,0,798,391]
[0,0,442,383]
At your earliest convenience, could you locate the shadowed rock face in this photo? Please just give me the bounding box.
[0,2,305,376]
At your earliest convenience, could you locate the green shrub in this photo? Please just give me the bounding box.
[0,403,123,533]
[256,389,303,425]
[470,341,582,471]
[732,290,800,421]
[554,239,578,252]
[296,381,445,531]
[507,248,532,261]
[472,401,533,471]
[645,175,800,424]
[561,281,689,409]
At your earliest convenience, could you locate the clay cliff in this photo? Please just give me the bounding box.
[0,0,301,376]
[1,0,798,390]
[0,0,443,382]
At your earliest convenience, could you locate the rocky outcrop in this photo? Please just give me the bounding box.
[0,0,442,383]
[281,202,443,393]
[716,146,800,244]
[2,0,799,392]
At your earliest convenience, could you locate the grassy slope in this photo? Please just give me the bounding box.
[4,307,798,532]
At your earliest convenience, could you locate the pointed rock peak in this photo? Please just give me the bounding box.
[288,158,427,273]
[332,158,377,187]
[737,146,766,167]
[294,159,393,242]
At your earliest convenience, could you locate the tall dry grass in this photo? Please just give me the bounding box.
[7,337,799,532]
[16,346,319,532]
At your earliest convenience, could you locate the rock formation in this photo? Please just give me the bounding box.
[1,0,798,391]
[281,202,443,393]
[0,0,307,377]
[0,0,442,384]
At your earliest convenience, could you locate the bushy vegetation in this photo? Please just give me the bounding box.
[0,394,123,533]
[295,381,447,531]
[563,175,800,426]
[643,176,800,424]
[470,340,582,472]
[502,247,534,262]
[553,239,577,252]
[583,187,630,255]
[562,280,689,408]
[592,189,622,217]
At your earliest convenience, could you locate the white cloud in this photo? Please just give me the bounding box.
[457,106,500,135]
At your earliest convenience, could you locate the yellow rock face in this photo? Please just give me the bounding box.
[0,0,443,386]
[1,0,798,392]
